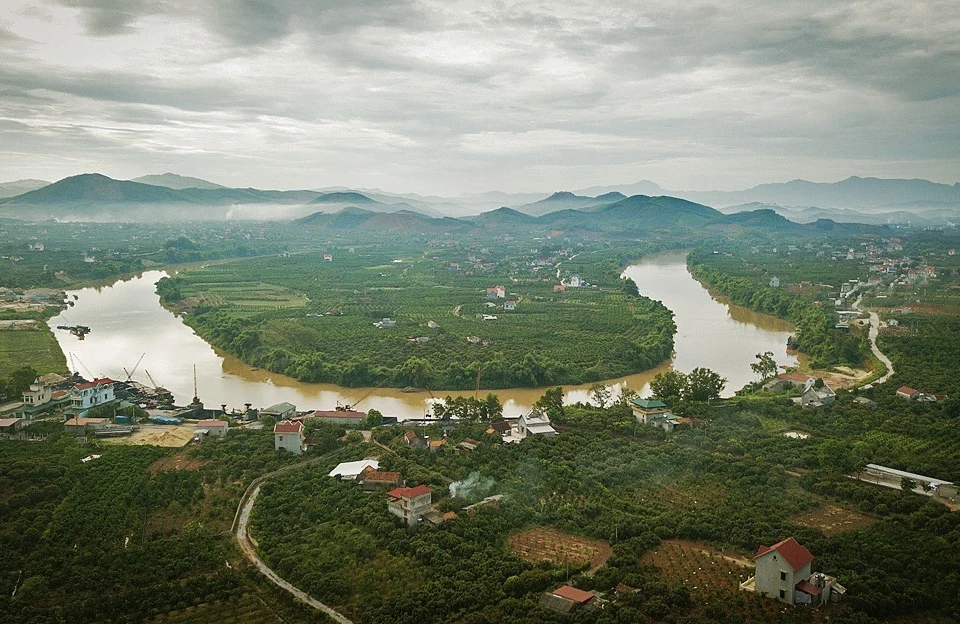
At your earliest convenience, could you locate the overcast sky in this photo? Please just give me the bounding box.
[1,1,958,194]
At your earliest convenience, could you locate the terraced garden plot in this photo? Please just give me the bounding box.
[641,540,838,623]
[508,527,612,572]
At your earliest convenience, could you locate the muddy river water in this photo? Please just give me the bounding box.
[48,251,796,419]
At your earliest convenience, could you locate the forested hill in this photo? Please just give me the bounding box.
[294,199,887,239]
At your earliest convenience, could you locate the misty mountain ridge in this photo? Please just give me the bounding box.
[293,198,882,239]
[0,179,50,198]
[2,171,957,225]
[132,173,226,190]
[513,191,631,216]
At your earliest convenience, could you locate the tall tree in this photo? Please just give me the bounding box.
[650,370,686,404]
[683,368,727,402]
[750,351,778,382]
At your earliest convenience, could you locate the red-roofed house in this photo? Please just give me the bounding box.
[539,585,601,614]
[386,485,432,525]
[312,409,366,426]
[69,378,115,415]
[359,466,401,491]
[896,386,937,401]
[274,420,304,454]
[751,537,814,604]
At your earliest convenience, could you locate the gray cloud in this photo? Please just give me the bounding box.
[0,0,957,193]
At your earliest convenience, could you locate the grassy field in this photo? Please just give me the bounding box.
[0,325,67,377]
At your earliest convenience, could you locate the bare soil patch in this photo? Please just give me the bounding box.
[791,504,875,537]
[508,527,612,572]
[148,454,207,473]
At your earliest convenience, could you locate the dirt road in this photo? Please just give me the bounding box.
[853,296,894,385]
[234,463,354,624]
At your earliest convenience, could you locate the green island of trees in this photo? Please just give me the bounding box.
[156,240,676,389]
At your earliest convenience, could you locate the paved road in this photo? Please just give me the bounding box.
[853,296,894,385]
[234,463,354,624]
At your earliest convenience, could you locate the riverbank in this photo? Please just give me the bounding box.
[47,253,799,417]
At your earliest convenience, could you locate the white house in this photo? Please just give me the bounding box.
[196,419,229,438]
[22,378,53,406]
[274,420,305,454]
[69,378,115,415]
[517,410,557,438]
[386,485,433,525]
[769,277,781,288]
[629,397,670,425]
[746,537,814,604]
[799,382,835,408]
[568,274,583,288]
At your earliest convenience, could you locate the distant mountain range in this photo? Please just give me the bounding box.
[574,176,960,212]
[1,172,957,226]
[132,173,226,190]
[292,195,880,241]
[0,179,51,199]
[0,174,432,221]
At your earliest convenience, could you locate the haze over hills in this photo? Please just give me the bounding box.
[131,173,226,190]
[0,179,50,199]
[0,173,435,221]
[512,191,628,216]
[293,195,882,240]
[2,172,958,225]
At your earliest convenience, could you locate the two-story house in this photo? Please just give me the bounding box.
[517,410,557,438]
[750,537,814,604]
[274,420,304,454]
[386,485,433,525]
[629,397,670,425]
[69,378,115,416]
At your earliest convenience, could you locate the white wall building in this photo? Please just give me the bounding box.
[517,410,557,438]
[70,378,115,414]
[274,420,304,454]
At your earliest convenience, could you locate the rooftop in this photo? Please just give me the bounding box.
[64,417,110,426]
[755,537,813,571]
[197,419,227,427]
[313,409,365,419]
[263,402,296,413]
[74,378,114,390]
[273,420,303,434]
[329,459,379,478]
[630,397,667,409]
[552,585,595,604]
[386,484,432,499]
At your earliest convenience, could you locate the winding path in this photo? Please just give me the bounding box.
[233,458,354,624]
[853,295,894,385]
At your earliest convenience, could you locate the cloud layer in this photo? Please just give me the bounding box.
[1,0,958,193]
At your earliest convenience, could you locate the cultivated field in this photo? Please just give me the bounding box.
[791,503,876,537]
[148,453,208,473]
[641,539,837,623]
[0,324,67,377]
[508,526,612,572]
[148,593,286,624]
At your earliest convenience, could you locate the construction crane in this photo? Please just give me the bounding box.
[144,369,159,388]
[69,352,96,380]
[338,381,383,411]
[124,353,145,382]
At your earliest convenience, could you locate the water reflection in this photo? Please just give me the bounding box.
[48,253,795,419]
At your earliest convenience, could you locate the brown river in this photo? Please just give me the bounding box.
[48,251,796,419]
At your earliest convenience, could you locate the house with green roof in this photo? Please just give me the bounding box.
[629,396,670,425]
